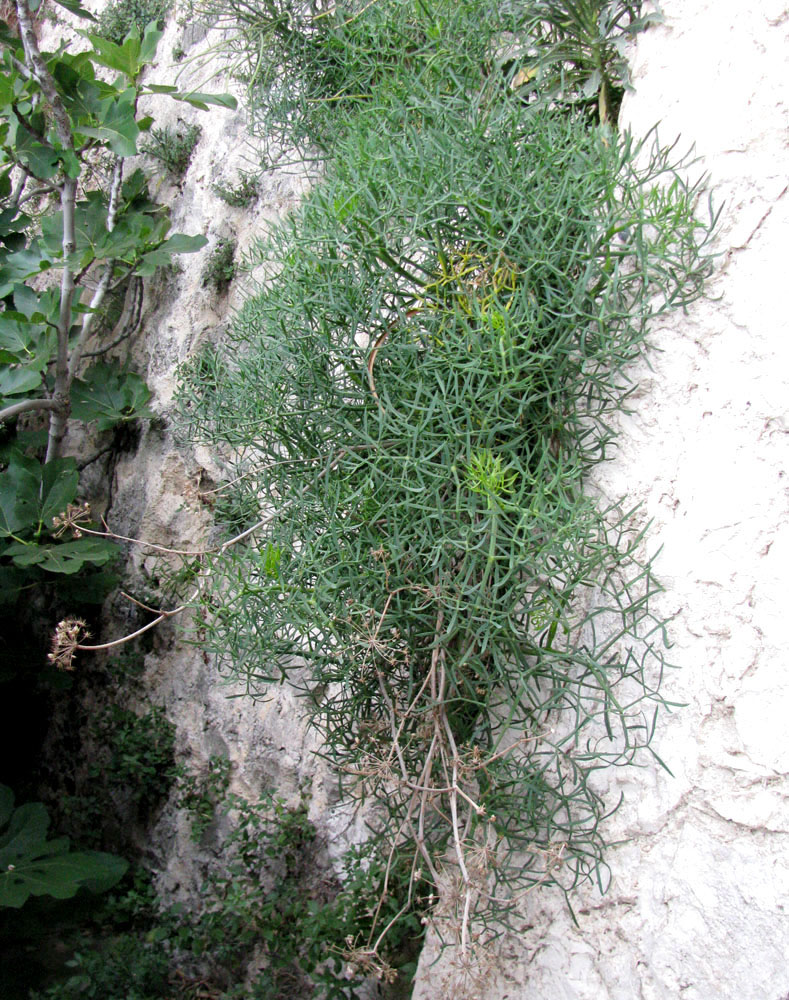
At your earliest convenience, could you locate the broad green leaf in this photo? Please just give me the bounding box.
[41,190,107,261]
[51,0,97,20]
[0,206,32,238]
[0,312,37,359]
[83,30,153,81]
[0,451,40,537]
[0,453,79,539]
[0,787,126,908]
[158,233,208,254]
[0,75,14,107]
[0,801,50,857]
[12,285,39,319]
[72,851,128,892]
[0,851,127,906]
[71,363,153,429]
[10,125,60,180]
[79,96,139,157]
[0,364,42,396]
[144,84,237,112]
[83,32,138,78]
[5,536,118,573]
[95,209,167,262]
[136,233,207,276]
[0,311,53,367]
[53,59,103,121]
[134,248,171,276]
[121,167,151,204]
[0,247,52,296]
[41,187,170,267]
[138,21,163,66]
[39,458,80,527]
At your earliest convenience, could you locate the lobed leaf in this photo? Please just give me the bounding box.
[70,362,154,430]
[0,785,127,908]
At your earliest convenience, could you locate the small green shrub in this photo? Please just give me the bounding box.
[205,0,498,165]
[212,172,259,208]
[89,705,177,809]
[95,0,171,44]
[30,792,406,999]
[142,123,202,178]
[177,754,233,842]
[178,792,412,996]
[30,933,171,1000]
[202,238,237,293]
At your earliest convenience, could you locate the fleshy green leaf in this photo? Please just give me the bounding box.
[0,247,52,298]
[0,453,79,539]
[39,459,80,527]
[0,364,42,397]
[0,451,40,537]
[138,21,163,66]
[84,31,139,77]
[10,127,60,180]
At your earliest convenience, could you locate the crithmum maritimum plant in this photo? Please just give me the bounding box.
[176,0,717,990]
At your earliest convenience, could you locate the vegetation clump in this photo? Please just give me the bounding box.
[178,0,716,987]
[142,123,202,178]
[212,171,259,207]
[0,5,234,992]
[202,237,237,293]
[96,0,171,45]
[29,788,413,1000]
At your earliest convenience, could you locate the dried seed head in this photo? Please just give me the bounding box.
[48,618,90,671]
[52,501,91,539]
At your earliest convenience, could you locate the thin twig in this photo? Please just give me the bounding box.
[0,397,61,423]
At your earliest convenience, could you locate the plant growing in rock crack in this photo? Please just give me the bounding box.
[178,0,717,991]
[202,237,236,293]
[177,753,233,842]
[141,122,202,178]
[212,170,258,207]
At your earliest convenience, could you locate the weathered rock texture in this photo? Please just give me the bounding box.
[82,9,364,906]
[90,0,789,996]
[414,1,789,997]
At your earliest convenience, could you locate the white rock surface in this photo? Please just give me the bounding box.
[414,1,789,997]
[82,10,355,901]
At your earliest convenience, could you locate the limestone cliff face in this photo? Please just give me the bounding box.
[85,12,358,901]
[93,1,789,997]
